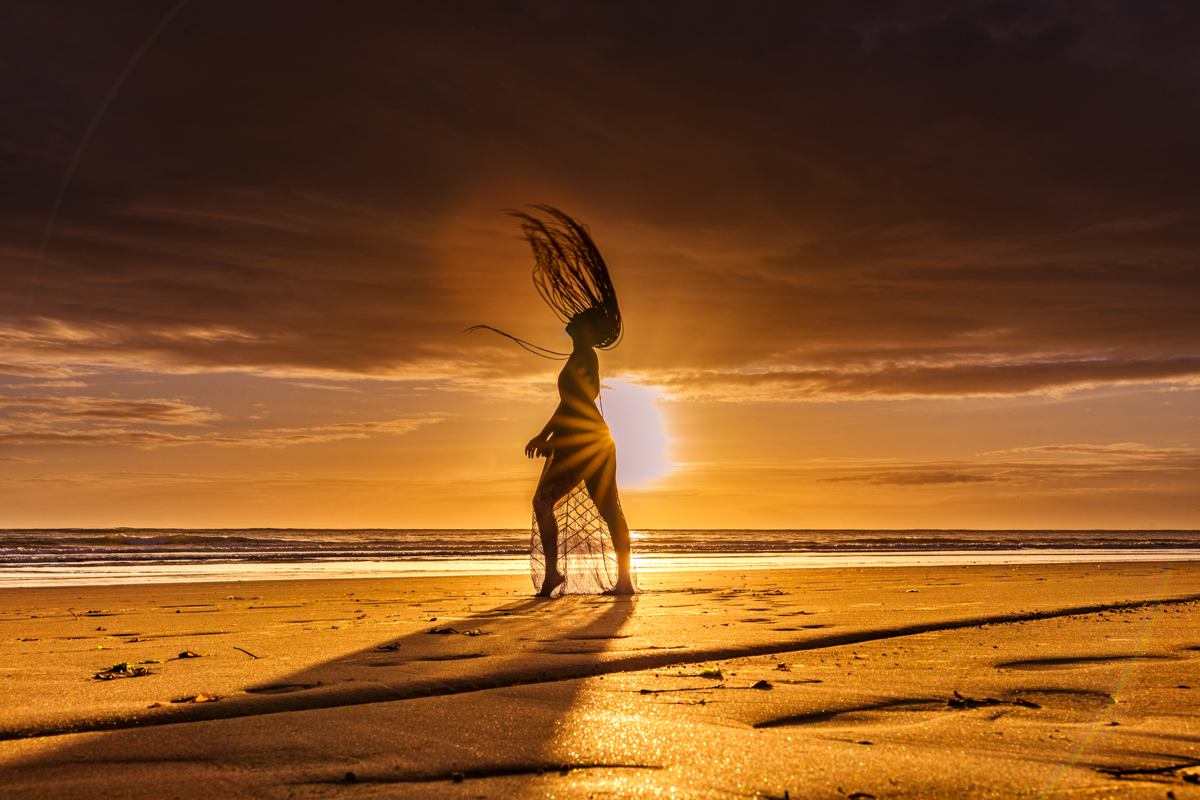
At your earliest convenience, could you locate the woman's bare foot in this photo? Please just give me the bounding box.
[603,576,637,596]
[536,571,565,597]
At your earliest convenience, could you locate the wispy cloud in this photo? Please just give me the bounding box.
[0,381,89,389]
[986,443,1195,458]
[286,382,362,393]
[0,362,82,378]
[638,356,1200,402]
[0,395,219,425]
[820,471,997,486]
[0,415,445,449]
[808,443,1200,488]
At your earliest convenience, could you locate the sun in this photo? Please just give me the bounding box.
[599,380,672,487]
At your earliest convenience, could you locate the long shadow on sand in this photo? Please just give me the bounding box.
[0,588,679,800]
[24,594,643,737]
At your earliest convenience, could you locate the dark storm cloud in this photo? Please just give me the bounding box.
[3,1,1199,396]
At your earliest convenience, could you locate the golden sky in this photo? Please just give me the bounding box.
[2,2,1199,529]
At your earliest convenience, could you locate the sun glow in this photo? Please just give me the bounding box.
[600,380,672,487]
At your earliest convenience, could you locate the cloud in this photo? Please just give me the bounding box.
[2,381,90,389]
[639,355,1200,401]
[0,415,444,449]
[0,362,82,378]
[806,443,1200,489]
[0,395,218,425]
[286,382,362,393]
[989,443,1195,458]
[820,471,996,486]
[246,416,445,445]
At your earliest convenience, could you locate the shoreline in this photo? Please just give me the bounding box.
[4,546,1200,588]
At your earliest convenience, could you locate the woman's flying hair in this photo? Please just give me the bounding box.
[466,205,623,356]
[515,205,622,349]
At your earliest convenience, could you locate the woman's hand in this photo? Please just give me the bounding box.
[525,435,552,459]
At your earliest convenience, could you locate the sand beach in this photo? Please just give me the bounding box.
[2,561,1199,798]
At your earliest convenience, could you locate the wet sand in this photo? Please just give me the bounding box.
[1,561,1199,798]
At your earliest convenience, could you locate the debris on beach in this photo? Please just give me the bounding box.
[775,662,789,671]
[426,627,490,636]
[94,661,154,680]
[948,691,1003,709]
[696,667,723,679]
[377,641,403,651]
[751,680,773,690]
[948,690,1040,710]
[177,651,203,659]
[173,693,220,703]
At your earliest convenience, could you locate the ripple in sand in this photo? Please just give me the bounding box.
[411,653,488,662]
[755,698,942,728]
[562,634,633,641]
[245,683,320,695]
[997,655,1177,671]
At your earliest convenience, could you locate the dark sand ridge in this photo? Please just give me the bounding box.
[1,562,1199,798]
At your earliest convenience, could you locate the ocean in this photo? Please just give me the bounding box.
[2,528,1199,587]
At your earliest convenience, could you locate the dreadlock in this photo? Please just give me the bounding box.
[465,206,623,356]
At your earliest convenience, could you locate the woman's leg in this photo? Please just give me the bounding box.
[532,459,576,596]
[583,447,636,594]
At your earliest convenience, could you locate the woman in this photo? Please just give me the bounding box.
[470,206,636,597]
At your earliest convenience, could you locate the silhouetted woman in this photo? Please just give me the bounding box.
[469,206,635,596]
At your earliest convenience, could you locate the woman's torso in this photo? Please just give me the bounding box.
[554,351,607,445]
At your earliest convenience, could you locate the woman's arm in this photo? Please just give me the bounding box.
[525,402,572,458]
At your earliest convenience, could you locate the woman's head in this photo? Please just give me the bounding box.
[511,206,623,350]
[566,307,619,349]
